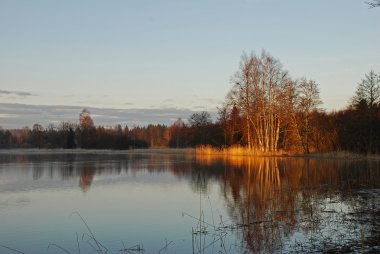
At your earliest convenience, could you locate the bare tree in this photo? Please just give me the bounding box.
[169,118,186,148]
[217,104,229,146]
[32,123,44,148]
[218,103,242,146]
[295,78,322,153]
[188,111,212,146]
[352,70,380,110]
[229,52,255,149]
[229,50,295,152]
[188,111,211,127]
[352,70,380,152]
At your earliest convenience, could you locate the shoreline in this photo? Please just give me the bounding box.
[195,146,380,161]
[0,147,379,160]
[0,147,196,155]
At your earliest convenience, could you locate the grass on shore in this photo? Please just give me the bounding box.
[195,145,380,160]
[196,145,288,157]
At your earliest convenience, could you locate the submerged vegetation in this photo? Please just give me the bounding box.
[1,51,379,155]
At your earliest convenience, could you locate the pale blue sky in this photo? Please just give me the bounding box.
[0,0,379,127]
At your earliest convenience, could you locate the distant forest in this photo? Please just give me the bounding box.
[1,51,379,154]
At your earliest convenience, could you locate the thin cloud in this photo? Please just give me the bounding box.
[0,113,18,118]
[0,90,33,97]
[0,103,200,129]
[200,97,221,104]
[193,105,207,110]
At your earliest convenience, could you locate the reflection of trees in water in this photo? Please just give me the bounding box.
[194,155,380,252]
[1,153,379,251]
[219,157,290,252]
[79,166,95,192]
[0,153,127,187]
[1,153,198,190]
[32,158,44,180]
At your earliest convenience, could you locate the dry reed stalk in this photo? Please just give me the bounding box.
[0,245,26,254]
[196,145,380,160]
[195,145,287,157]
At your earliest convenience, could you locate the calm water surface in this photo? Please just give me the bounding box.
[0,151,379,253]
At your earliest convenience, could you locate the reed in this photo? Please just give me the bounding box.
[195,145,288,157]
[196,145,380,160]
[0,245,25,254]
[47,243,71,254]
[70,211,108,254]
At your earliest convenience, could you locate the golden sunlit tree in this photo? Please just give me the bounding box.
[79,108,94,129]
[228,50,295,152]
[78,109,95,148]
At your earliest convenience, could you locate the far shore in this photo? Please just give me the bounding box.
[0,147,195,155]
[1,147,380,160]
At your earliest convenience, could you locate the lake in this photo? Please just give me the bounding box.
[0,150,379,253]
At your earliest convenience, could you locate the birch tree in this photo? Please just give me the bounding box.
[229,51,295,152]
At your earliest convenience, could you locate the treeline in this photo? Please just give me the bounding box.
[216,52,380,154]
[0,109,224,150]
[1,51,379,154]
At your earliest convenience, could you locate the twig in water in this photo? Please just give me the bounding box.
[76,232,81,254]
[87,240,102,254]
[82,232,108,253]
[219,231,228,254]
[0,244,26,254]
[207,196,216,230]
[121,241,127,253]
[182,212,214,228]
[70,211,107,254]
[158,238,174,253]
[119,243,144,253]
[47,243,72,254]
[192,232,229,254]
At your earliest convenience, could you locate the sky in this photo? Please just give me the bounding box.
[0,0,379,128]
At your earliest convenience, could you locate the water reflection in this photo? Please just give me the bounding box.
[0,152,379,253]
[195,155,380,252]
[79,167,95,192]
